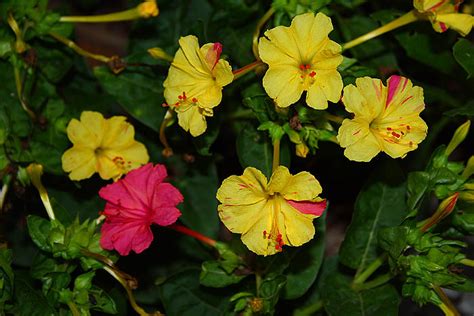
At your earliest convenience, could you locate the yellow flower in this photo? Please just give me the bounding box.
[414,0,473,36]
[258,12,343,110]
[62,111,149,181]
[163,35,234,136]
[337,76,428,162]
[217,166,327,256]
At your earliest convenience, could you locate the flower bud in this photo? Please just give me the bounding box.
[462,156,474,179]
[147,47,173,62]
[138,0,159,18]
[295,143,309,158]
[446,120,470,156]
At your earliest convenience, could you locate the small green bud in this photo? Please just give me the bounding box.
[445,120,470,156]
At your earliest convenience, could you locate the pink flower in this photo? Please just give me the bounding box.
[99,163,183,255]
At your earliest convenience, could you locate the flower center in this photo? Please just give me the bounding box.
[298,64,316,89]
[162,91,199,110]
[371,122,415,148]
[261,196,285,252]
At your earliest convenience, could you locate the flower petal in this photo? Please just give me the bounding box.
[101,116,135,149]
[219,199,268,235]
[343,132,381,162]
[61,147,96,180]
[217,167,268,206]
[262,66,303,108]
[436,13,473,36]
[176,104,209,137]
[306,84,328,110]
[337,118,370,148]
[312,69,342,104]
[100,220,153,255]
[292,13,334,62]
[287,199,327,216]
[240,200,274,256]
[280,199,316,247]
[151,183,183,226]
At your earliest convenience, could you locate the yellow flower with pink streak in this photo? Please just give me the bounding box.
[337,76,428,162]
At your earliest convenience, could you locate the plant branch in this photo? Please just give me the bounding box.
[252,7,276,59]
[353,253,387,285]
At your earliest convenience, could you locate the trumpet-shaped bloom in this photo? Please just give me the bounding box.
[258,12,343,110]
[99,163,183,255]
[163,35,234,136]
[62,111,149,181]
[217,166,327,256]
[337,76,428,162]
[414,0,473,36]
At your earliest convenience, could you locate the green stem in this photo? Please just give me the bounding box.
[103,266,151,316]
[433,285,460,316]
[255,272,262,297]
[13,65,36,121]
[293,300,324,316]
[66,301,81,316]
[272,138,281,173]
[342,10,419,51]
[353,273,392,291]
[460,258,474,268]
[353,253,387,285]
[324,113,345,124]
[252,7,276,59]
[49,32,113,64]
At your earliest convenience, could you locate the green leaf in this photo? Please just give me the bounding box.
[27,215,52,252]
[322,272,400,316]
[259,273,287,314]
[0,249,13,308]
[13,272,56,316]
[89,286,118,314]
[407,171,430,213]
[453,38,474,78]
[200,261,246,288]
[339,163,407,271]
[193,118,220,156]
[159,269,228,316]
[236,124,273,178]
[94,66,166,132]
[174,159,220,238]
[396,31,456,75]
[378,226,409,260]
[282,213,326,299]
[445,100,474,118]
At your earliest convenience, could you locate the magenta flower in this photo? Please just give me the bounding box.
[99,163,183,255]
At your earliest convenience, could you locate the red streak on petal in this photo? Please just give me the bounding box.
[353,129,361,136]
[439,22,447,32]
[309,71,316,78]
[386,75,402,108]
[287,199,327,216]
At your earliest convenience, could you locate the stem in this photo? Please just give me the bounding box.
[0,177,11,212]
[49,32,113,63]
[168,224,217,247]
[13,66,36,121]
[232,60,264,80]
[66,301,81,316]
[353,253,387,285]
[342,10,419,51]
[433,285,460,316]
[353,273,392,291]
[294,300,324,316]
[272,138,281,173]
[460,258,474,268]
[59,1,158,23]
[324,113,345,124]
[158,110,174,157]
[252,7,276,59]
[255,273,262,297]
[103,266,151,316]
